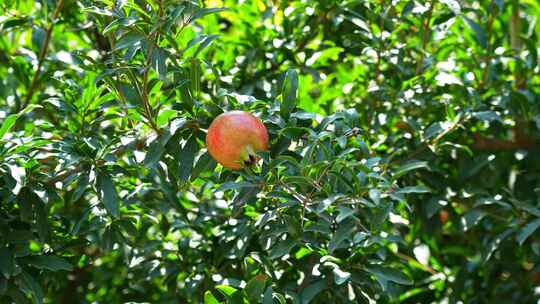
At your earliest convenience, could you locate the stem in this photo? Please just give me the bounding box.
[19,0,65,111]
[415,0,435,75]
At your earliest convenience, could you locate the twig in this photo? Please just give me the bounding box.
[395,252,437,275]
[19,0,65,111]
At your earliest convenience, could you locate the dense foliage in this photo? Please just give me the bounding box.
[1,0,540,303]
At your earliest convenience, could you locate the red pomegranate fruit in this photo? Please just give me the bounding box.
[206,111,269,170]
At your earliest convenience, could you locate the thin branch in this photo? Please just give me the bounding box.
[394,252,438,275]
[19,0,65,111]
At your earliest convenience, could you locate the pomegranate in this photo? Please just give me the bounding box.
[206,111,269,170]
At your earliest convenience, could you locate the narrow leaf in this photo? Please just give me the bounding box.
[152,47,167,80]
[269,239,296,260]
[280,69,298,119]
[25,255,73,272]
[394,161,429,178]
[516,218,540,245]
[0,248,14,279]
[96,171,120,218]
[204,291,221,304]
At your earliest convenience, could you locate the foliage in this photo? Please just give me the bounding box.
[1,0,540,303]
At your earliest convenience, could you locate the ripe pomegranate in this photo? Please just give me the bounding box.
[206,111,269,170]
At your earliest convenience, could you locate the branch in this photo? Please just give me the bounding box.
[472,127,535,151]
[19,0,65,111]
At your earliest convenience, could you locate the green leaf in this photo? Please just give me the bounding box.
[191,152,217,180]
[462,16,487,49]
[34,198,48,242]
[17,271,44,304]
[152,47,167,80]
[393,161,429,178]
[366,265,413,291]
[1,17,28,30]
[0,115,18,140]
[25,255,73,272]
[216,285,238,298]
[204,291,221,304]
[460,209,486,232]
[262,286,273,304]
[144,130,173,168]
[336,207,355,223]
[177,135,199,182]
[333,267,351,285]
[117,82,144,106]
[516,218,540,245]
[329,219,356,253]
[0,276,7,295]
[472,111,502,122]
[217,181,258,192]
[0,105,41,140]
[424,121,450,140]
[483,228,513,263]
[369,189,380,205]
[0,248,14,279]
[269,238,296,260]
[190,7,228,22]
[194,34,221,57]
[280,69,298,119]
[189,58,201,98]
[114,32,144,51]
[299,280,326,304]
[395,186,430,194]
[95,171,120,218]
[31,25,46,53]
[17,187,36,223]
[244,274,268,303]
